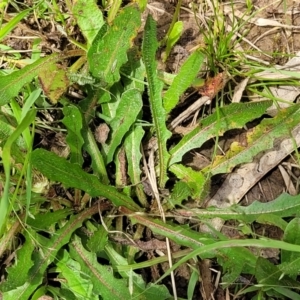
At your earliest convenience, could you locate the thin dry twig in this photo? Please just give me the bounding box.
[169,95,210,130]
[142,147,178,299]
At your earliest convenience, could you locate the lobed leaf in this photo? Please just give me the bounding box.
[105,243,171,299]
[142,15,172,187]
[26,209,73,230]
[56,250,97,299]
[2,214,86,299]
[207,104,300,175]
[69,235,132,299]
[187,193,300,225]
[31,148,140,211]
[86,225,109,253]
[167,181,192,207]
[255,257,300,289]
[155,238,300,288]
[170,101,272,165]
[169,164,210,201]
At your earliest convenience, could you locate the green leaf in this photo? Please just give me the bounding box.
[281,218,300,277]
[154,238,300,287]
[101,82,122,119]
[169,164,210,201]
[0,114,26,149]
[121,207,210,249]
[0,232,35,292]
[72,0,104,45]
[31,148,140,211]
[272,287,300,300]
[163,50,205,114]
[168,181,192,207]
[0,54,59,105]
[124,125,147,205]
[103,89,143,163]
[187,266,199,300]
[122,206,259,280]
[207,103,300,175]
[107,0,122,24]
[136,0,147,11]
[142,15,171,187]
[162,21,183,62]
[86,225,108,253]
[256,214,288,231]
[124,125,144,185]
[105,243,171,299]
[69,235,132,299]
[170,101,272,165]
[81,122,109,184]
[255,257,300,288]
[121,48,146,92]
[26,209,73,230]
[62,105,84,166]
[38,63,69,104]
[190,193,300,225]
[2,215,85,299]
[218,247,249,286]
[88,5,141,86]
[56,250,97,300]
[0,51,82,106]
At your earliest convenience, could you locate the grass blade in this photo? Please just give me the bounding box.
[0,8,31,41]
[0,109,36,236]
